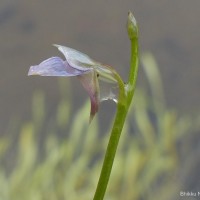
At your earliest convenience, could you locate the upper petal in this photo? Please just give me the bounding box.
[54,45,118,83]
[54,44,96,70]
[28,57,91,77]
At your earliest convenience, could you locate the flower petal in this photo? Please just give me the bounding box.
[28,57,91,77]
[54,44,96,70]
[78,70,99,123]
[54,45,118,83]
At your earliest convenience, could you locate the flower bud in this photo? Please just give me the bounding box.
[127,11,138,40]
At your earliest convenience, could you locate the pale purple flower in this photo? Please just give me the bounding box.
[28,45,119,122]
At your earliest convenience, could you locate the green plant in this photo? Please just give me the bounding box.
[93,11,139,200]
[0,53,199,200]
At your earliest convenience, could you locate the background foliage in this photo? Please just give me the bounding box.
[0,54,199,200]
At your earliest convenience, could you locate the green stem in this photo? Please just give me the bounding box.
[93,11,139,200]
[93,103,127,200]
[127,38,139,107]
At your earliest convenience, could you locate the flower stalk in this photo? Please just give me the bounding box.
[93,11,139,200]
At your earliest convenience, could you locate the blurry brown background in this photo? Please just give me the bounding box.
[0,0,200,133]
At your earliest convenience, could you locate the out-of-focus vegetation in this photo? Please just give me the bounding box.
[0,54,200,200]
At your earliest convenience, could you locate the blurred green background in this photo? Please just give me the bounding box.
[0,0,200,199]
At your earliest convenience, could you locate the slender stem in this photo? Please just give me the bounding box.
[93,11,138,200]
[93,103,127,200]
[127,38,139,107]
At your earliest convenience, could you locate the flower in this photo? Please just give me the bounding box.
[28,45,120,122]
